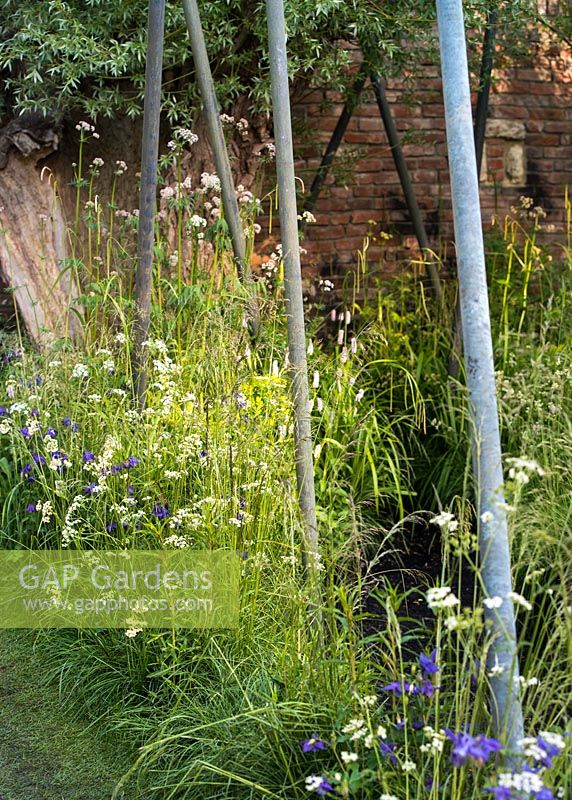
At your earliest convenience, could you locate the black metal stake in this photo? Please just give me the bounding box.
[300,68,367,232]
[371,75,443,303]
[474,11,498,178]
[132,0,165,408]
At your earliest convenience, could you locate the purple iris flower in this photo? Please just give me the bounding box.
[71,423,80,432]
[414,679,438,698]
[62,417,71,427]
[485,787,512,800]
[300,735,328,753]
[382,681,413,696]
[419,648,439,676]
[26,503,37,513]
[106,521,118,532]
[49,450,69,472]
[32,453,45,466]
[534,790,555,800]
[444,730,503,767]
[123,456,141,468]
[46,427,58,438]
[83,451,95,462]
[0,407,7,416]
[20,463,33,477]
[152,503,170,519]
[83,482,99,495]
[19,427,30,438]
[234,392,247,409]
[379,741,398,764]
[30,408,40,418]
[536,736,562,769]
[308,777,334,797]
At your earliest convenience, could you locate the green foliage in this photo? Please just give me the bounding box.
[0,0,537,120]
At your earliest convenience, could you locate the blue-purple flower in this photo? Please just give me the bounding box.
[20,463,34,481]
[379,741,398,764]
[300,735,328,753]
[444,730,503,767]
[26,502,37,513]
[83,451,95,462]
[413,679,437,698]
[152,503,170,520]
[305,775,334,796]
[419,648,439,676]
[46,427,58,439]
[382,680,414,696]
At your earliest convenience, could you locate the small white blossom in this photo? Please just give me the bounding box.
[71,363,89,379]
[483,596,503,609]
[426,586,460,610]
[508,591,532,611]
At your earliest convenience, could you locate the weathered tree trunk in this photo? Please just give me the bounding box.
[0,105,270,342]
[0,114,81,343]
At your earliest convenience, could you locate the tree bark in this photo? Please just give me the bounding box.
[0,114,80,343]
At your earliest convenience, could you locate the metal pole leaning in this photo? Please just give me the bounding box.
[266,0,321,591]
[132,0,165,408]
[370,75,443,304]
[474,10,498,178]
[448,10,498,378]
[300,68,367,232]
[181,0,259,335]
[436,0,524,754]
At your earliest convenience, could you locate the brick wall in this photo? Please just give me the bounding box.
[288,33,572,288]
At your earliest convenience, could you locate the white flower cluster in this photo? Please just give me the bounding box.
[430,510,459,531]
[497,770,545,794]
[506,456,545,484]
[200,172,221,193]
[62,494,87,547]
[71,363,89,379]
[189,214,207,228]
[163,534,191,549]
[420,726,446,753]
[426,586,460,610]
[168,507,201,531]
[75,120,99,138]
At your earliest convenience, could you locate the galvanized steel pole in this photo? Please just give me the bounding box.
[181,0,259,334]
[436,0,524,752]
[132,0,165,407]
[266,0,320,584]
